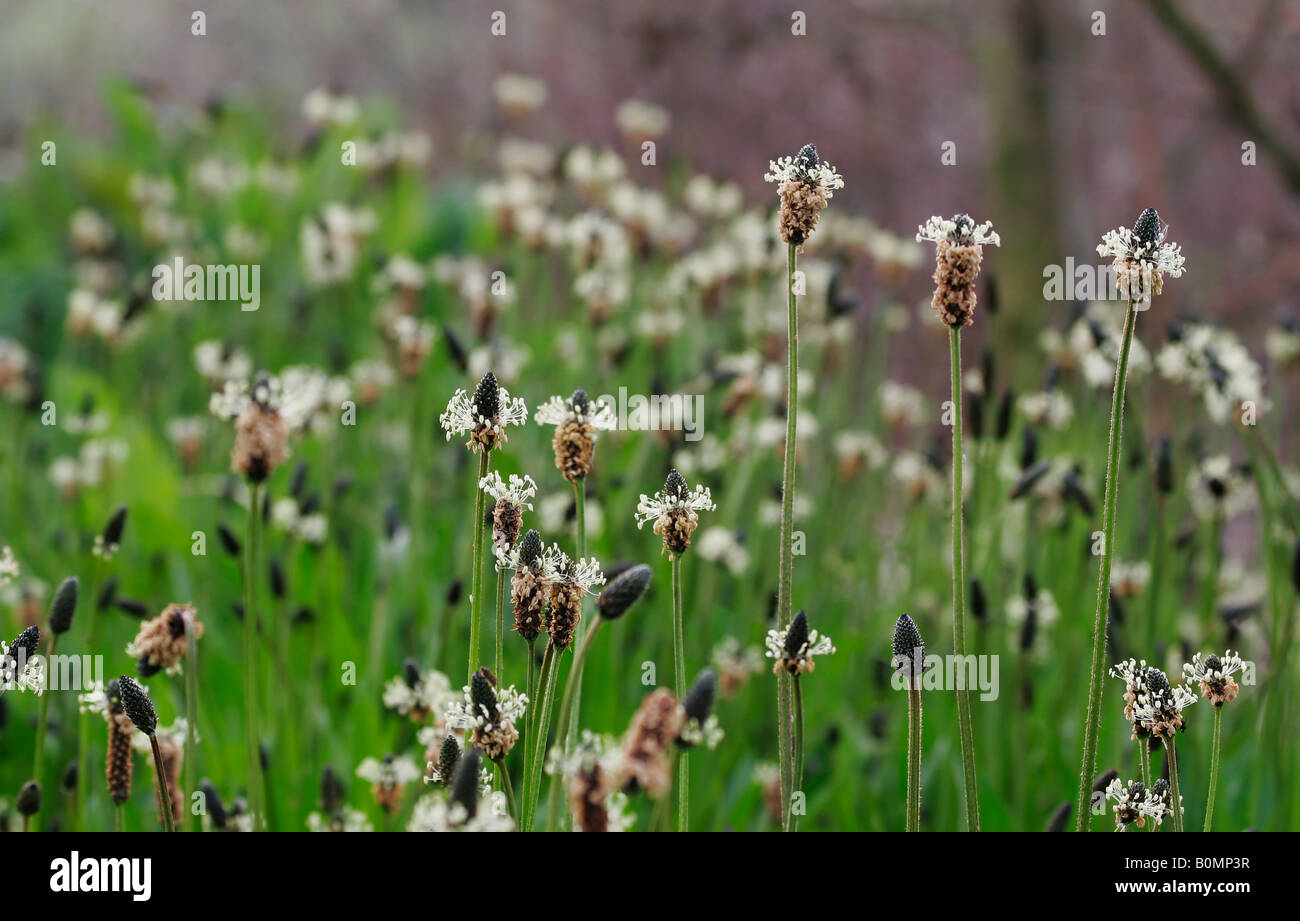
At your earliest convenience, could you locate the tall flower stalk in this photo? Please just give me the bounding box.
[636,469,715,830]
[766,610,835,832]
[535,390,613,768]
[211,373,292,831]
[1075,209,1185,830]
[118,676,173,832]
[440,371,528,681]
[764,144,842,831]
[916,213,1001,831]
[1184,651,1244,831]
[893,614,925,831]
[33,577,77,820]
[544,563,651,832]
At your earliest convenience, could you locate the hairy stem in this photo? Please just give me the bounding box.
[149,734,175,833]
[1204,706,1223,832]
[776,241,799,831]
[545,618,603,832]
[907,686,922,832]
[1075,295,1138,831]
[243,482,266,830]
[948,327,980,831]
[469,450,491,681]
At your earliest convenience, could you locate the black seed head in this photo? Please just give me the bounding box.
[1152,777,1170,798]
[1045,801,1071,832]
[102,505,128,546]
[784,610,810,658]
[664,469,688,500]
[570,388,589,413]
[269,558,286,599]
[201,778,228,828]
[1292,540,1300,594]
[995,390,1013,440]
[970,579,988,623]
[60,761,78,794]
[136,655,160,678]
[794,143,818,179]
[1204,654,1222,673]
[9,625,39,660]
[1092,768,1119,793]
[596,564,652,620]
[450,747,482,818]
[217,522,242,558]
[1129,780,1147,801]
[49,576,79,634]
[892,613,924,660]
[472,372,499,420]
[320,765,344,813]
[403,658,421,689]
[438,734,461,785]
[117,675,157,735]
[517,529,543,567]
[1144,667,1170,695]
[1153,435,1173,494]
[16,780,41,816]
[470,668,499,722]
[683,668,716,723]
[950,213,974,243]
[1132,208,1161,249]
[289,460,309,499]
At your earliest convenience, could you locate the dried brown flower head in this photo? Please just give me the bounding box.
[618,688,683,798]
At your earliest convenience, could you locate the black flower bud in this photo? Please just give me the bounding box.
[217,523,242,558]
[438,734,461,786]
[784,610,811,658]
[683,668,716,724]
[49,576,79,634]
[794,143,818,179]
[596,564,652,620]
[517,529,543,567]
[472,371,499,420]
[201,779,228,828]
[16,780,41,816]
[664,469,688,501]
[570,388,589,413]
[102,505,128,547]
[450,747,482,819]
[892,614,924,667]
[117,675,157,735]
[320,765,344,814]
[470,668,499,723]
[1132,208,1161,249]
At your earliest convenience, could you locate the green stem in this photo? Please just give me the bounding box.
[1075,295,1138,831]
[469,450,491,682]
[672,555,688,831]
[1166,735,1184,833]
[494,568,505,684]
[243,482,266,830]
[545,618,604,832]
[149,734,175,833]
[32,634,58,815]
[564,480,589,779]
[776,241,799,831]
[1137,737,1150,790]
[906,686,922,832]
[1204,706,1223,832]
[523,643,558,831]
[496,757,519,826]
[792,675,804,833]
[184,621,199,832]
[948,326,980,831]
[75,556,103,829]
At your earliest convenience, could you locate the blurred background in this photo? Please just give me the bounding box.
[4,0,1300,360]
